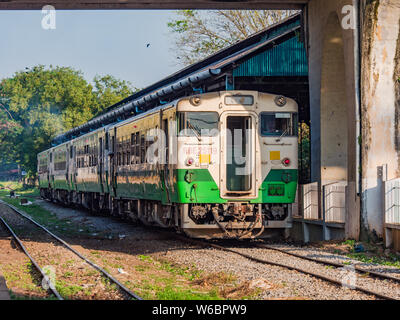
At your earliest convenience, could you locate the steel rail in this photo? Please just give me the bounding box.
[0,216,63,300]
[0,200,142,300]
[255,243,400,284]
[174,235,398,301]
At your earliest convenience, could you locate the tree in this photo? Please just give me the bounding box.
[0,104,22,164]
[93,74,137,113]
[0,65,135,176]
[167,10,297,65]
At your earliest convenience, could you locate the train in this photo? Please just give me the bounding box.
[37,90,298,239]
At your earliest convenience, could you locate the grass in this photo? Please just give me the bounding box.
[1,261,57,300]
[2,262,46,294]
[0,182,93,237]
[122,254,258,300]
[0,181,39,199]
[55,280,85,298]
[346,252,400,268]
[338,240,400,268]
[9,290,57,300]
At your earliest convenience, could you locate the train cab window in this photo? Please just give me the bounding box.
[178,112,219,137]
[260,113,298,137]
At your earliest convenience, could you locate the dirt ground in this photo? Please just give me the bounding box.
[0,231,49,299]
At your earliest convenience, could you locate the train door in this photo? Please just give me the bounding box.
[110,128,117,196]
[103,131,110,194]
[161,116,171,203]
[49,151,54,188]
[220,112,257,199]
[66,144,70,190]
[46,151,50,188]
[98,136,104,193]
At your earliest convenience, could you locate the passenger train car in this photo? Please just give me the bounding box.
[38,91,298,239]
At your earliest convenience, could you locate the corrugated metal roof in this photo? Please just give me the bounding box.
[233,35,308,77]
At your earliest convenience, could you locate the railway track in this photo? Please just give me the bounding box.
[3,196,399,300]
[0,216,63,299]
[176,236,400,300]
[0,200,142,300]
[255,242,400,283]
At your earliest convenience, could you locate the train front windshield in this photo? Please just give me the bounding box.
[178,112,219,137]
[260,113,298,137]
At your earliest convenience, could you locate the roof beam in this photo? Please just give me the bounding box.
[0,0,308,10]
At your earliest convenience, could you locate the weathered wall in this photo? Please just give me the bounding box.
[361,0,400,239]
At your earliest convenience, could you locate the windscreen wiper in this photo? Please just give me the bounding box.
[187,121,202,141]
[276,127,289,142]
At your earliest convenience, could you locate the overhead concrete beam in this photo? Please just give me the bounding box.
[0,0,308,10]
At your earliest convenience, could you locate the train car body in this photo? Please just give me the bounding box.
[38,91,298,239]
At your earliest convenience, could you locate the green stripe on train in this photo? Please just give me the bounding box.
[176,169,298,204]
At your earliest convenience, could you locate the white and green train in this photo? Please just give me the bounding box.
[38,91,298,239]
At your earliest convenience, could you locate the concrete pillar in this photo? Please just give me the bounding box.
[308,0,360,239]
[361,0,400,239]
[320,11,348,184]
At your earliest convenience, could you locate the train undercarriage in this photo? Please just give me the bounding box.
[40,188,292,239]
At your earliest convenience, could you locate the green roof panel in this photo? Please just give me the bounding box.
[233,36,308,77]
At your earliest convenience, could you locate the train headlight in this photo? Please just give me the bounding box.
[186,157,194,166]
[282,158,291,167]
[189,96,201,106]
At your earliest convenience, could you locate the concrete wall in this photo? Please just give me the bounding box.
[361,0,400,239]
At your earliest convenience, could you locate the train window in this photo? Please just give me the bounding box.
[131,133,136,146]
[105,133,109,150]
[140,134,145,163]
[260,113,298,137]
[178,112,219,137]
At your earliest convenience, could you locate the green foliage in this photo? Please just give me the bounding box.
[0,65,135,176]
[298,122,310,183]
[93,74,138,113]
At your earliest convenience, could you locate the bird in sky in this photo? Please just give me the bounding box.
[146,43,150,48]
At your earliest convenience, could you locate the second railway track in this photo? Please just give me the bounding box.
[176,236,400,300]
[0,200,142,300]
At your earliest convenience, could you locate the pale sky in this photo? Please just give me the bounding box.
[0,10,182,89]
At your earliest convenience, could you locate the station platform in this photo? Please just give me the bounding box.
[0,275,10,300]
